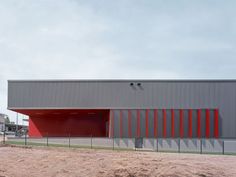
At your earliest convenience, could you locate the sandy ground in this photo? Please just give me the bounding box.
[0,136,7,142]
[0,145,236,177]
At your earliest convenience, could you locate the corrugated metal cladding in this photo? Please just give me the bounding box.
[111,109,216,138]
[7,80,236,138]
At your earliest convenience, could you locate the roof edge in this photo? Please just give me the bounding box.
[7,79,236,83]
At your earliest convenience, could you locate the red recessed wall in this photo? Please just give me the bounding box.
[13,109,110,137]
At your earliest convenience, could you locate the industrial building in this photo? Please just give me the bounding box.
[7,80,236,138]
[0,113,6,132]
[0,113,28,136]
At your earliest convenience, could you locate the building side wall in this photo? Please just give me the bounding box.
[8,81,236,138]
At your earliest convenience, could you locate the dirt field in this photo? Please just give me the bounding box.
[0,145,236,177]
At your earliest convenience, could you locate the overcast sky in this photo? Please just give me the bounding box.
[0,0,236,122]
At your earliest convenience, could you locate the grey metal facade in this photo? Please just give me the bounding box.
[111,109,216,138]
[8,80,236,138]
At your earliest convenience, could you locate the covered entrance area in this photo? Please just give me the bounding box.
[12,109,110,137]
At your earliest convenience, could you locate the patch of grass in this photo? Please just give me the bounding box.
[5,141,236,155]
[4,141,134,152]
[6,141,47,147]
[223,152,236,156]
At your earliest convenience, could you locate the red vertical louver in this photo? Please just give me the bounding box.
[128,110,132,138]
[197,109,201,138]
[214,109,219,138]
[171,109,175,138]
[154,109,158,138]
[163,109,167,138]
[120,110,123,138]
[179,109,184,138]
[205,109,210,138]
[136,110,140,138]
[188,109,193,138]
[145,109,149,138]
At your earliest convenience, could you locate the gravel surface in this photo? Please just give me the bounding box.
[0,145,236,177]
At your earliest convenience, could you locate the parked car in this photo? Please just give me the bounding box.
[5,131,15,135]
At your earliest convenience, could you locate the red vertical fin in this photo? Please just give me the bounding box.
[128,110,132,138]
[188,109,192,138]
[145,109,149,137]
[163,109,166,138]
[197,109,201,138]
[171,109,175,138]
[120,110,123,138]
[179,109,184,138]
[111,110,114,138]
[206,109,210,138]
[136,110,140,138]
[214,109,219,138]
[154,109,158,138]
